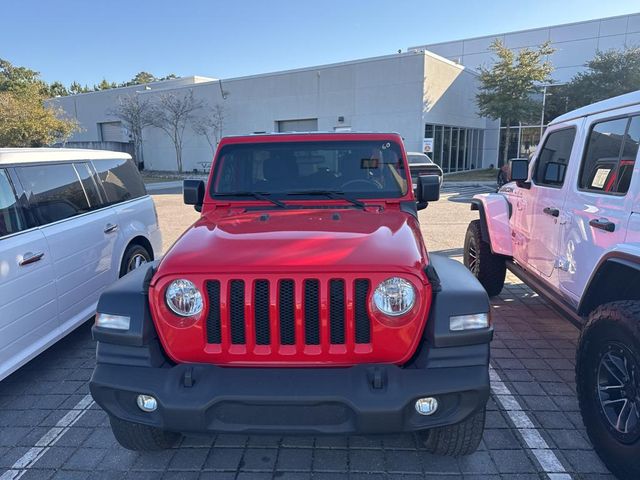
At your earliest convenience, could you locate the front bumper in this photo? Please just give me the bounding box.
[90,361,489,435]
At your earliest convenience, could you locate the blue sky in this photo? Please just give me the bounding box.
[2,0,638,86]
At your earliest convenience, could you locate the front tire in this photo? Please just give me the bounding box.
[419,407,485,456]
[119,244,152,277]
[463,220,506,297]
[576,301,640,480]
[109,415,180,451]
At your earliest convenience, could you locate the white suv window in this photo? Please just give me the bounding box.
[579,116,639,195]
[0,169,25,238]
[533,128,576,188]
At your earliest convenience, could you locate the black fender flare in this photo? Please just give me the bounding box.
[578,252,640,316]
[469,199,491,244]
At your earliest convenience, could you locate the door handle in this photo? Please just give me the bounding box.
[543,207,560,217]
[19,251,44,266]
[104,223,119,234]
[589,218,615,232]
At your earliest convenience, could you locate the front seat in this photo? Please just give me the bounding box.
[263,154,299,192]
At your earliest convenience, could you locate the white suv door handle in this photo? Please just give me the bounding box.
[104,223,119,234]
[19,251,45,266]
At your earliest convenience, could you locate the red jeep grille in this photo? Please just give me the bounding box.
[205,278,371,349]
[150,272,430,366]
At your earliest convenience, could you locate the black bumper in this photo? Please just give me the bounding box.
[90,255,491,435]
[90,360,488,435]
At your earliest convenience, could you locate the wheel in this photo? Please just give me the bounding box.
[576,301,640,480]
[418,407,485,456]
[109,415,180,451]
[119,244,152,277]
[463,220,506,297]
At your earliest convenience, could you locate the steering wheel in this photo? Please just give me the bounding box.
[340,179,382,190]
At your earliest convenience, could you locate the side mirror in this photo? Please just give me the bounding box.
[183,179,204,212]
[509,159,529,182]
[416,175,440,210]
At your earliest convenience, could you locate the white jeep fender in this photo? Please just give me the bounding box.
[469,193,513,257]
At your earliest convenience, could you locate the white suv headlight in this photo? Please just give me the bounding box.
[373,277,416,316]
[166,279,203,317]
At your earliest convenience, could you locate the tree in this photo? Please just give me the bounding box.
[0,58,47,94]
[192,104,225,154]
[110,94,154,167]
[48,81,69,97]
[95,79,117,91]
[545,47,640,120]
[0,84,79,147]
[476,39,555,164]
[69,81,90,95]
[149,90,204,172]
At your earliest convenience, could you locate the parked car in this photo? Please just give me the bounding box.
[496,158,528,188]
[407,152,443,187]
[0,148,161,381]
[463,91,640,480]
[90,132,492,455]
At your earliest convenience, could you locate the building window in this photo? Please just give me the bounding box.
[425,123,485,172]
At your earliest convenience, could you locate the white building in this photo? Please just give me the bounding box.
[53,51,491,173]
[53,12,639,173]
[410,12,640,164]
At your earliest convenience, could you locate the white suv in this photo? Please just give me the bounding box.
[464,91,639,480]
[0,148,161,381]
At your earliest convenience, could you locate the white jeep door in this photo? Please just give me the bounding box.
[15,162,119,333]
[559,113,639,300]
[512,126,578,280]
[0,169,57,380]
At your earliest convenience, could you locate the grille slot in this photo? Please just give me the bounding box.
[304,279,320,345]
[329,279,345,344]
[229,280,246,344]
[205,276,373,350]
[254,280,270,345]
[205,281,221,343]
[354,279,371,343]
[279,280,295,345]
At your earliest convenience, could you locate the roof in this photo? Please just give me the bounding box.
[0,148,131,165]
[218,132,404,145]
[550,90,640,125]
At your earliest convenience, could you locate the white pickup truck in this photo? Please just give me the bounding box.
[464,91,640,480]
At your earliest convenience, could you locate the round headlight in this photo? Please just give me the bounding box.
[165,279,203,317]
[373,277,416,316]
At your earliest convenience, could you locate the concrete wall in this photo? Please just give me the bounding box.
[52,52,492,172]
[410,12,640,82]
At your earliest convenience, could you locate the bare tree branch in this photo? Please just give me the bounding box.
[109,94,154,167]
[192,103,225,154]
[148,90,204,172]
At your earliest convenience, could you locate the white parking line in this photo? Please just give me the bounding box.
[490,366,573,480]
[0,394,95,480]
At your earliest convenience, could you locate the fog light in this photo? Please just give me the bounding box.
[95,313,130,330]
[136,394,157,412]
[415,397,438,416]
[450,313,489,331]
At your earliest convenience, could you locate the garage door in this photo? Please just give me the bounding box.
[100,122,124,142]
[277,119,318,133]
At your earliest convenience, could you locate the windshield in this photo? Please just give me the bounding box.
[211,140,408,199]
[407,153,432,164]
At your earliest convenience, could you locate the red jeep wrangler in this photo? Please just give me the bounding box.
[90,133,492,456]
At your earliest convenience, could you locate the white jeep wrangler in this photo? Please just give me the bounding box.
[465,90,640,480]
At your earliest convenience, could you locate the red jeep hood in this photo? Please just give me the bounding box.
[156,207,427,277]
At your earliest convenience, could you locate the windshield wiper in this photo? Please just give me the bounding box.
[286,190,365,209]
[212,191,287,208]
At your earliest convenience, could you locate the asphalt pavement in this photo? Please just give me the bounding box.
[0,186,616,480]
